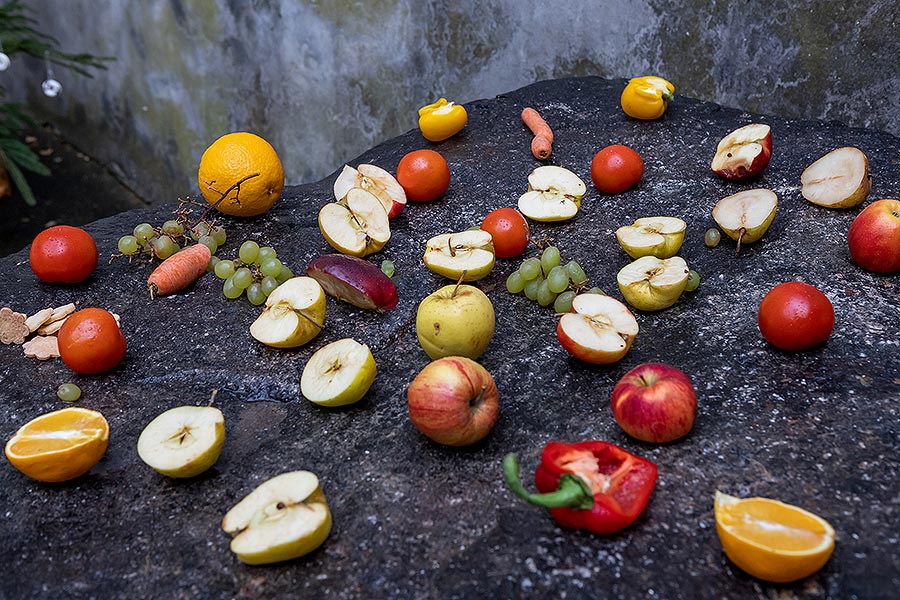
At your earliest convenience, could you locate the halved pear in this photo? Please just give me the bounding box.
[423,230,495,281]
[712,189,778,253]
[136,406,225,478]
[318,188,391,257]
[615,216,687,259]
[517,165,586,222]
[250,277,326,348]
[333,164,407,218]
[557,294,639,364]
[617,255,689,311]
[300,338,376,407]
[222,470,332,565]
[801,147,871,208]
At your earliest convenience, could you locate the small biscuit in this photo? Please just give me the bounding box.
[47,303,76,323]
[38,317,68,336]
[23,335,60,360]
[25,308,54,333]
[0,307,30,345]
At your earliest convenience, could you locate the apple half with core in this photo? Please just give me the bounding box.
[407,356,499,447]
[801,147,871,209]
[137,406,225,478]
[848,199,900,273]
[517,166,586,222]
[711,123,772,180]
[306,254,398,311]
[615,216,687,259]
[333,164,407,218]
[557,294,639,364]
[318,188,391,257]
[300,338,376,407]
[712,188,778,254]
[423,230,495,282]
[611,363,697,443]
[416,283,495,360]
[222,470,332,565]
[250,276,326,348]
[617,255,689,312]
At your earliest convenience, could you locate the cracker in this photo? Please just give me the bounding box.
[0,307,30,345]
[38,317,68,336]
[23,335,59,360]
[25,308,54,333]
[48,303,76,323]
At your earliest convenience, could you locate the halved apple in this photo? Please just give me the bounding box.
[557,294,639,364]
[617,255,689,312]
[306,254,398,311]
[712,188,778,253]
[318,188,391,257]
[615,216,686,259]
[801,147,871,208]
[422,230,495,281]
[333,164,407,218]
[250,277,326,348]
[136,406,225,478]
[300,338,377,407]
[711,123,772,180]
[517,165,586,222]
[222,470,332,565]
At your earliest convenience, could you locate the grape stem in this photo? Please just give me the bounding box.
[193,172,260,227]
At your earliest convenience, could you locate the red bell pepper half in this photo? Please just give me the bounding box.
[503,441,658,535]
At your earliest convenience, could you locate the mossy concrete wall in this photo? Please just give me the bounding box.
[9,0,899,205]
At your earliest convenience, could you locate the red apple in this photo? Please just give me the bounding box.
[847,199,900,273]
[711,124,772,180]
[610,363,697,443]
[407,357,499,446]
[557,294,639,364]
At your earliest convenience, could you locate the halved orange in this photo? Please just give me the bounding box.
[5,407,109,482]
[715,491,835,582]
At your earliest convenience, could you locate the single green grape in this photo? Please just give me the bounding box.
[589,287,606,296]
[260,276,279,296]
[207,256,220,273]
[118,235,139,254]
[685,269,700,292]
[56,383,81,402]
[246,283,266,306]
[704,228,721,248]
[198,235,218,254]
[223,276,243,299]
[239,240,260,264]
[547,266,569,293]
[215,259,236,279]
[211,225,227,246]
[162,220,184,236]
[537,279,558,307]
[260,258,283,278]
[232,267,253,289]
[554,290,576,313]
[276,265,294,283]
[381,259,395,278]
[191,222,211,242]
[257,246,277,261]
[540,246,561,275]
[524,275,543,301]
[151,235,176,259]
[519,258,542,281]
[133,223,155,242]
[564,260,588,285]
[506,271,526,293]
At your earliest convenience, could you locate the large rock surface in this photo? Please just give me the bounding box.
[1,77,897,599]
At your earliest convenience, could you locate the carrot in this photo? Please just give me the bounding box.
[147,244,212,299]
[522,107,553,160]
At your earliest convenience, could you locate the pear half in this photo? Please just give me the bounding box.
[712,189,778,253]
[517,166,586,222]
[615,216,687,259]
[423,230,495,281]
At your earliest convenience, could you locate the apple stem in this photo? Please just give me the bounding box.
[502,453,594,510]
[208,389,219,407]
[736,227,746,256]
[451,271,467,298]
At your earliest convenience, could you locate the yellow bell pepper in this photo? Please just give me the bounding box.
[418,98,468,142]
[620,77,675,120]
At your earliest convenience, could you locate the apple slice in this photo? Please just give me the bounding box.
[422,230,495,282]
[517,165,586,222]
[801,147,871,208]
[712,188,778,253]
[222,470,332,565]
[300,338,376,407]
[615,216,686,259]
[136,406,225,478]
[333,164,407,218]
[557,294,639,364]
[318,188,391,257]
[250,277,326,348]
[617,255,689,312]
[711,123,772,180]
[306,254,398,311]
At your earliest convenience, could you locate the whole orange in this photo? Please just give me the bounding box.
[198,132,285,217]
[58,308,127,375]
[396,150,450,202]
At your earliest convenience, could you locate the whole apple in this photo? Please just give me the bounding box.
[610,363,697,443]
[416,284,495,360]
[847,199,900,273]
[407,357,499,446]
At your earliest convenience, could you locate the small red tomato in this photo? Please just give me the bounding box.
[29,225,98,284]
[58,308,127,375]
[758,282,834,351]
[480,208,530,258]
[590,145,644,194]
[396,149,451,202]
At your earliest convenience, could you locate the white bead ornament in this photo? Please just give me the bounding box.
[0,52,9,71]
[41,78,62,97]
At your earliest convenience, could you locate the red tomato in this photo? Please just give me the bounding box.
[758,282,834,351]
[396,149,450,202]
[57,308,127,375]
[29,225,98,284]
[590,145,644,194]
[480,208,530,258]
